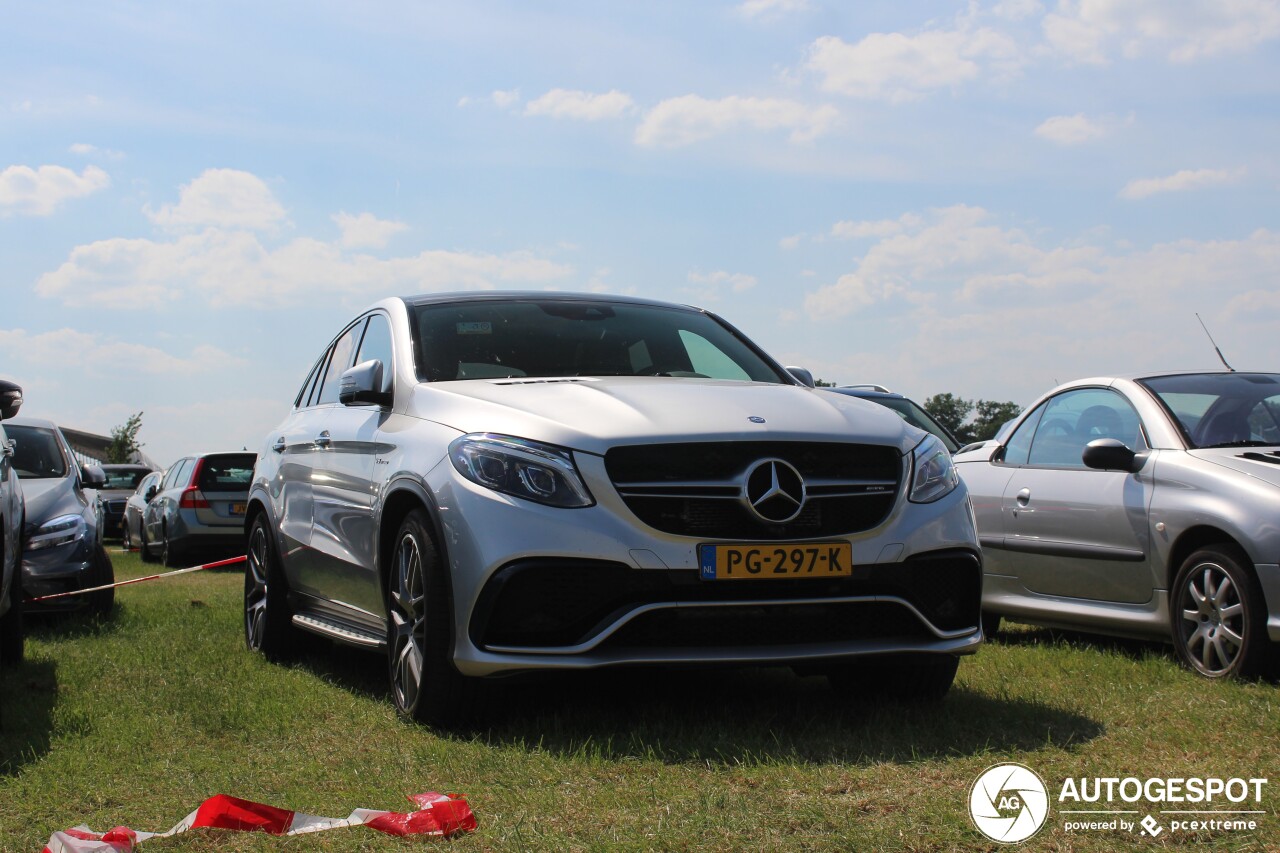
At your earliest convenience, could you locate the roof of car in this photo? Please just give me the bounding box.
[3,415,59,430]
[824,387,906,400]
[401,291,703,312]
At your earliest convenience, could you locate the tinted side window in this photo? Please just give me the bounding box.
[1027,389,1146,468]
[162,459,189,490]
[355,313,394,394]
[316,321,365,405]
[1001,403,1045,466]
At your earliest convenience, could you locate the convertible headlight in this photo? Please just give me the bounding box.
[909,435,959,503]
[450,434,594,508]
[27,514,86,551]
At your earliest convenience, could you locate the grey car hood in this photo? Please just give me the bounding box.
[1189,447,1280,488]
[19,477,87,535]
[407,377,921,456]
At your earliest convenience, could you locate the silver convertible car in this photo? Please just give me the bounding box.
[955,371,1280,679]
[247,292,982,726]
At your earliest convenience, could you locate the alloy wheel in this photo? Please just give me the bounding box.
[244,524,270,650]
[390,531,427,714]
[1179,561,1245,676]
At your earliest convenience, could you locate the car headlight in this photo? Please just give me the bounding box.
[27,514,87,551]
[450,434,594,508]
[909,435,959,503]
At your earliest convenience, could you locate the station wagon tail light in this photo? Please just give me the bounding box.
[908,434,959,503]
[179,457,210,508]
[450,433,594,508]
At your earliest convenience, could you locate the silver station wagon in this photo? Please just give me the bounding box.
[956,371,1280,679]
[246,292,982,725]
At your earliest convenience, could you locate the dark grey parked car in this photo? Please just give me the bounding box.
[0,380,25,663]
[99,464,155,541]
[141,452,256,567]
[6,416,113,616]
[956,371,1280,679]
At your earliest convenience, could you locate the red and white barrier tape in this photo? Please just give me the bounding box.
[26,555,247,603]
[42,791,477,852]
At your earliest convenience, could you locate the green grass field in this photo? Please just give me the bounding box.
[1,548,1277,851]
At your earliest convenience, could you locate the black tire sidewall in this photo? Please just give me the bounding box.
[1171,546,1266,679]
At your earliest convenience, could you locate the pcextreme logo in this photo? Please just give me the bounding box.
[969,763,1050,843]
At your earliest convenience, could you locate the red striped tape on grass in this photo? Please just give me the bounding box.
[26,555,247,603]
[42,791,477,851]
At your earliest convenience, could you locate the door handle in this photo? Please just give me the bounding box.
[314,430,332,448]
[1015,488,1031,506]
[272,437,286,453]
[1,440,12,457]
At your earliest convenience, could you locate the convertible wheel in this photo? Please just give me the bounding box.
[244,515,296,658]
[87,544,115,618]
[387,509,477,728]
[826,655,960,703]
[1172,546,1268,679]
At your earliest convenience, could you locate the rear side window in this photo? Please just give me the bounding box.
[164,458,193,490]
[198,454,257,492]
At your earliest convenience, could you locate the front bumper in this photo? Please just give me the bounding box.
[427,452,983,678]
[22,538,94,611]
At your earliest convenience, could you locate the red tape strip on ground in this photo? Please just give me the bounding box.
[26,555,248,603]
[42,792,477,851]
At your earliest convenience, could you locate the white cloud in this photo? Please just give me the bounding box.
[636,95,838,147]
[491,89,521,109]
[1044,0,1280,64]
[68,143,125,160]
[830,214,923,240]
[779,234,803,250]
[524,89,636,121]
[992,0,1044,19]
[146,168,287,232]
[0,328,244,376]
[1034,113,1108,144]
[332,211,409,249]
[1119,168,1244,199]
[737,0,810,19]
[0,164,110,216]
[688,270,758,292]
[805,27,1021,102]
[36,229,573,310]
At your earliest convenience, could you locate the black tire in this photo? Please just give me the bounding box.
[244,514,297,659]
[86,544,115,618]
[0,597,22,666]
[139,524,157,563]
[1171,545,1269,679]
[981,611,1002,639]
[387,509,478,728]
[827,655,960,703]
[161,529,182,568]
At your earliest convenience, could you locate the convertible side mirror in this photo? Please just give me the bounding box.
[1083,438,1147,473]
[339,359,392,407]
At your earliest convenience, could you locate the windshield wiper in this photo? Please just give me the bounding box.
[1198,440,1277,449]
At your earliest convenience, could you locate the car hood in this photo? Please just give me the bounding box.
[407,377,922,456]
[1190,447,1280,488]
[19,477,87,534]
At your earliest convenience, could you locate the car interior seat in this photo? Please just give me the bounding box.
[1196,409,1252,447]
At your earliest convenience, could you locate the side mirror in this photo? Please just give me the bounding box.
[785,366,816,388]
[145,485,158,502]
[339,360,392,407]
[0,380,22,420]
[81,464,107,488]
[1082,438,1147,473]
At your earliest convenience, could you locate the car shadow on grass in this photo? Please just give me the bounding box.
[468,666,1104,766]
[0,657,58,776]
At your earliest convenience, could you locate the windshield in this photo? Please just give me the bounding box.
[1138,373,1280,449]
[6,425,69,479]
[865,397,960,453]
[413,300,786,384]
[104,468,151,489]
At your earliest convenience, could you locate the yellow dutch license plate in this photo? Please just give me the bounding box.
[231,502,247,515]
[698,542,852,580]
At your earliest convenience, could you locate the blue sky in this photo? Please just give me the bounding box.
[4,0,1279,467]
